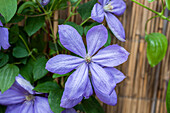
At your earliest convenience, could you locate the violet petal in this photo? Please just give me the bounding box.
[83,77,93,99]
[5,104,22,113]
[89,62,116,95]
[46,54,84,74]
[92,44,129,67]
[62,108,77,113]
[34,96,53,113]
[86,25,108,56]
[104,67,126,84]
[105,13,125,42]
[0,20,10,50]
[0,89,25,105]
[60,63,89,108]
[91,3,105,23]
[98,0,109,6]
[19,101,34,113]
[58,25,86,58]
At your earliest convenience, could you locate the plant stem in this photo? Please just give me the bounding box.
[64,0,82,24]
[47,16,59,54]
[80,17,91,26]
[131,0,170,21]
[144,15,159,35]
[19,35,36,60]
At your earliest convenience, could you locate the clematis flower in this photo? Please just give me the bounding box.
[0,75,53,113]
[0,20,10,50]
[46,25,129,108]
[40,0,50,6]
[91,0,126,42]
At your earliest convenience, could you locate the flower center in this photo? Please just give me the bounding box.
[85,56,91,64]
[104,3,114,11]
[25,95,35,101]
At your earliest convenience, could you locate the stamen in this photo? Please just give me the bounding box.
[85,56,91,64]
[104,3,114,11]
[25,95,35,101]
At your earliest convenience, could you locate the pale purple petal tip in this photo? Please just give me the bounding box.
[40,0,50,6]
[0,20,10,50]
[86,24,108,56]
[83,78,93,99]
[45,54,84,74]
[92,44,129,67]
[105,13,125,42]
[58,25,86,58]
[91,3,105,23]
[62,108,77,113]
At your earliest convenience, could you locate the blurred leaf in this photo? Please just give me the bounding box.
[147,0,155,2]
[52,73,70,78]
[145,33,168,67]
[9,24,19,44]
[33,57,48,81]
[0,0,17,22]
[20,58,35,82]
[84,22,101,35]
[34,81,60,93]
[24,16,45,36]
[17,1,37,14]
[65,22,84,36]
[166,0,170,10]
[104,30,111,47]
[13,46,29,58]
[0,105,6,113]
[77,0,97,20]
[70,0,78,3]
[48,89,65,113]
[9,15,25,23]
[0,52,9,67]
[81,96,105,113]
[166,81,170,113]
[0,64,19,93]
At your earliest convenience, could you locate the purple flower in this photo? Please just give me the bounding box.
[62,108,77,113]
[0,20,10,50]
[46,25,129,108]
[40,0,50,6]
[91,0,126,42]
[0,75,53,113]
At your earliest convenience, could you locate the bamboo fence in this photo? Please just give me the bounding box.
[57,0,170,113]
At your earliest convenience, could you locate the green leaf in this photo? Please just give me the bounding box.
[81,96,105,113]
[9,15,25,23]
[0,64,19,93]
[104,30,111,47]
[0,105,6,113]
[33,57,48,81]
[48,89,65,113]
[20,58,35,82]
[166,0,170,10]
[17,1,37,14]
[84,22,101,35]
[0,0,17,22]
[34,81,60,93]
[147,0,155,2]
[145,33,168,67]
[24,16,45,36]
[52,73,70,78]
[9,24,19,44]
[13,46,29,58]
[0,52,9,67]
[77,0,97,20]
[166,81,170,113]
[65,22,84,36]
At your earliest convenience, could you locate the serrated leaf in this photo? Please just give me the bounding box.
[0,52,9,67]
[13,46,29,58]
[17,1,37,14]
[81,96,105,113]
[166,0,170,10]
[33,57,48,81]
[34,81,60,93]
[65,22,84,36]
[77,0,97,20]
[48,89,65,113]
[0,0,17,22]
[24,16,45,36]
[166,81,170,113]
[0,64,19,93]
[145,33,168,67]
